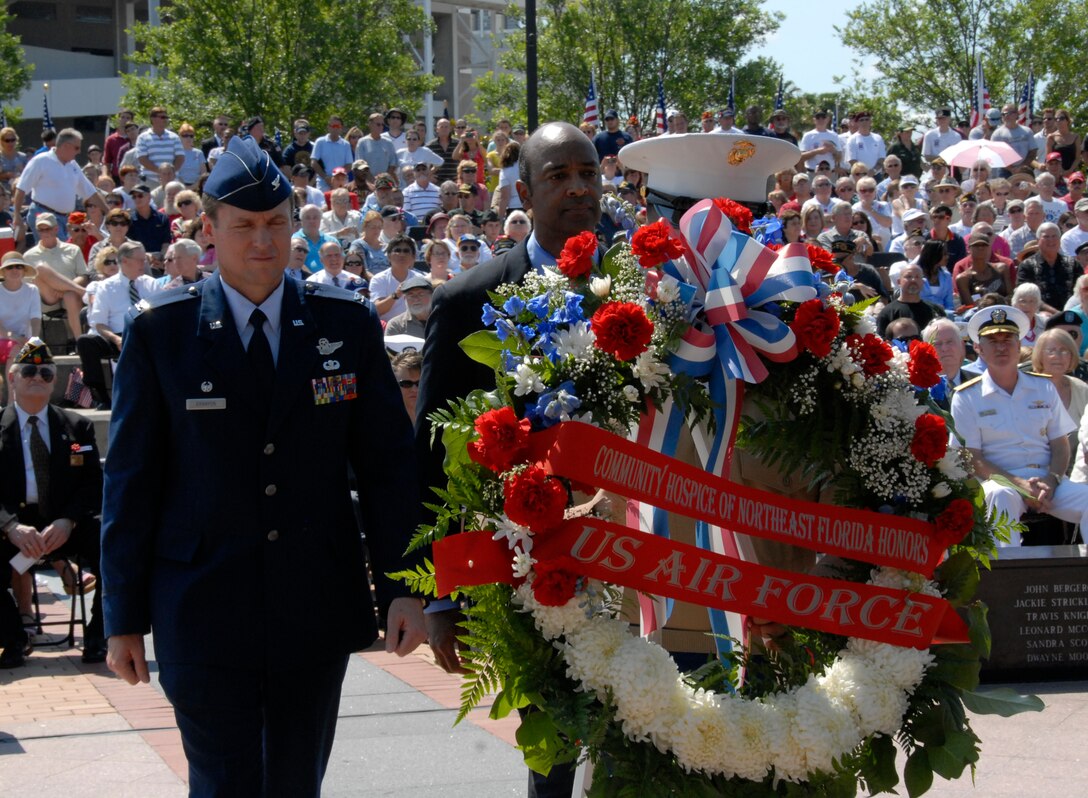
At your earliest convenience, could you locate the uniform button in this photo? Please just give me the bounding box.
[265,484,277,496]
[263,443,275,455]
[267,530,279,542]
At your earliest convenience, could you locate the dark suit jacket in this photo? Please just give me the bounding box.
[101,276,419,670]
[0,404,102,529]
[415,241,532,494]
[200,136,220,159]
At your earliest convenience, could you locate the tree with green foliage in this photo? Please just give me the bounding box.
[0,5,33,112]
[837,0,1088,123]
[120,0,440,133]
[473,0,782,130]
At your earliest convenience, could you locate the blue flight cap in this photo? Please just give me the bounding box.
[204,135,292,212]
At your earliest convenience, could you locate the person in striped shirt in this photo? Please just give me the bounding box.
[135,107,183,187]
[401,163,441,217]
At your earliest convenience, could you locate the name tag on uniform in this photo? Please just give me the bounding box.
[979,409,997,417]
[312,373,357,405]
[1028,400,1050,409]
[186,397,227,411]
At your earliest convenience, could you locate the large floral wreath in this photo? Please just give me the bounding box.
[398,205,1041,797]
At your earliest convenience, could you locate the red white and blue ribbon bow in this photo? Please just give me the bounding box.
[633,199,817,654]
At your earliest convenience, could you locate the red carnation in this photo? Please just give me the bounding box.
[935,498,975,547]
[806,244,834,273]
[532,556,582,606]
[846,333,893,377]
[911,413,948,467]
[466,407,532,473]
[557,230,598,280]
[504,465,568,533]
[907,339,942,389]
[592,302,654,361]
[631,219,684,268]
[712,197,753,234]
[790,299,841,358]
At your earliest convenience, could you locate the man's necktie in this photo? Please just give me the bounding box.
[27,416,50,516]
[129,279,140,305]
[333,274,341,288]
[247,309,275,417]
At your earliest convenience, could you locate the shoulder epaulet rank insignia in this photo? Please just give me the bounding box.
[134,283,201,315]
[955,375,983,391]
[303,282,366,303]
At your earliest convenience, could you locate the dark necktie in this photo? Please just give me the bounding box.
[27,416,50,516]
[129,278,140,305]
[333,273,341,288]
[247,308,275,416]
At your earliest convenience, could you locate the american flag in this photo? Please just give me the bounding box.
[723,71,735,118]
[654,77,666,135]
[773,77,785,112]
[274,128,283,149]
[0,109,7,130]
[832,99,839,133]
[1017,69,1035,126]
[63,367,93,408]
[583,75,599,127]
[968,55,988,129]
[42,92,53,131]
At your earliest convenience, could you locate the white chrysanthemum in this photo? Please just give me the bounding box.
[932,481,952,498]
[551,321,596,360]
[632,346,671,390]
[937,449,969,480]
[851,371,865,388]
[492,516,533,551]
[623,384,640,402]
[851,678,910,734]
[761,692,807,780]
[511,359,545,396]
[655,274,682,304]
[725,697,775,781]
[792,677,861,774]
[853,314,877,336]
[511,550,535,578]
[609,638,686,741]
[516,583,588,639]
[669,696,732,775]
[590,275,612,298]
[562,618,631,692]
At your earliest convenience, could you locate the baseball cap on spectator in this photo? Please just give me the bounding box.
[331,166,348,176]
[34,212,58,229]
[1006,199,1025,212]
[830,238,856,261]
[131,184,152,196]
[604,109,618,120]
[458,234,481,248]
[87,144,102,154]
[399,275,434,294]
[374,174,396,189]
[813,110,829,118]
[958,193,978,205]
[1046,310,1083,332]
[968,230,992,246]
[1046,152,1063,163]
[902,208,926,224]
[1076,240,1088,256]
[931,156,948,167]
[294,122,311,133]
[67,212,87,226]
[617,181,637,193]
[479,209,500,224]
[936,108,952,118]
[511,125,527,135]
[380,205,403,219]
[701,111,713,120]
[984,108,1002,124]
[1070,172,1086,184]
[628,116,639,126]
[458,184,474,196]
[491,235,516,254]
[351,160,370,173]
[384,108,406,123]
[291,163,314,177]
[413,162,430,171]
[1074,198,1088,212]
[900,174,920,186]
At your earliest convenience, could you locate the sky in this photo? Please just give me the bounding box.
[750,0,872,96]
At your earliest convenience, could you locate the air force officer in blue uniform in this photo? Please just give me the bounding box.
[101,136,427,797]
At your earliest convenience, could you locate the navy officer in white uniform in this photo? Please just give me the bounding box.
[101,135,427,797]
[952,304,1088,546]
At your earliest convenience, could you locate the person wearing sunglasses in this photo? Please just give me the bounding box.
[175,123,207,188]
[0,126,27,188]
[0,252,41,361]
[384,274,433,340]
[391,348,422,423]
[0,337,106,668]
[84,245,121,310]
[371,234,425,321]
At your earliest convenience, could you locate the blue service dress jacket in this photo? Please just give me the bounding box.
[101,275,419,670]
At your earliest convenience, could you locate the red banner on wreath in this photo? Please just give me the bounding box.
[526,422,948,576]
[434,519,970,649]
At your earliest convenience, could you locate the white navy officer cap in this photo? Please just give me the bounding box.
[618,133,802,219]
[967,304,1029,344]
[204,135,292,211]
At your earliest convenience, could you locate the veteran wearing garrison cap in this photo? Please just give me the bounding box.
[100,136,426,796]
[953,304,1088,547]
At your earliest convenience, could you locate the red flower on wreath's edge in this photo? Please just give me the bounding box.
[911,413,948,467]
[557,230,598,279]
[806,244,835,273]
[532,555,582,606]
[791,299,841,358]
[907,340,942,389]
[467,407,532,473]
[712,197,753,234]
[504,465,568,533]
[846,333,893,377]
[592,302,654,361]
[936,498,975,546]
[631,218,684,268]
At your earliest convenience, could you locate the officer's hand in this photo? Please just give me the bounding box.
[40,519,73,554]
[385,597,428,657]
[107,634,150,685]
[10,524,45,559]
[425,608,468,674]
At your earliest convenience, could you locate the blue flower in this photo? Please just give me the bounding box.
[494,318,518,343]
[526,293,551,320]
[501,351,520,372]
[928,375,949,403]
[503,295,527,317]
[527,380,582,428]
[481,304,503,328]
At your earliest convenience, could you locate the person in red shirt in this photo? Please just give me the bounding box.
[104,108,134,183]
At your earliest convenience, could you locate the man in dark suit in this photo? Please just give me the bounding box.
[101,136,427,796]
[0,339,104,667]
[200,114,230,159]
[415,121,602,797]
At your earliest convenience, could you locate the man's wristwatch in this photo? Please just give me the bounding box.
[1049,472,1064,486]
